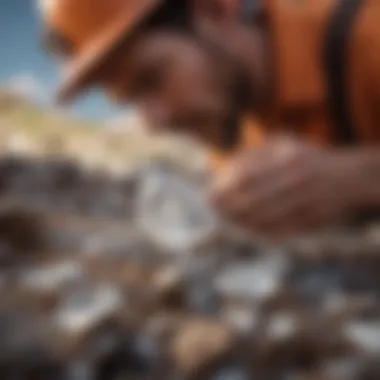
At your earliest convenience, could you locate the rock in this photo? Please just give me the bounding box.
[141,312,186,352]
[54,283,124,352]
[322,358,366,380]
[19,260,83,295]
[221,304,259,336]
[181,254,222,315]
[171,319,236,376]
[214,253,290,303]
[0,204,46,256]
[344,321,380,354]
[266,313,298,343]
[211,366,250,380]
[65,360,96,380]
[152,266,185,309]
[0,307,57,377]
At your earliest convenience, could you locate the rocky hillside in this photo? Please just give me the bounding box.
[0,89,380,380]
[0,89,206,174]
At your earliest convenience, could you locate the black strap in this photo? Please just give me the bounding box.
[324,0,362,144]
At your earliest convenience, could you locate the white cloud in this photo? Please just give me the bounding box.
[6,73,50,104]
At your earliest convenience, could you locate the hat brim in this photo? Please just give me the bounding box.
[56,0,162,105]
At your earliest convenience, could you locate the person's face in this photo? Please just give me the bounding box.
[95,30,240,147]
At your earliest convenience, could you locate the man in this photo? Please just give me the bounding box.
[39,0,380,238]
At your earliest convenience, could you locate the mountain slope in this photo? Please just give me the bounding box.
[0,89,206,174]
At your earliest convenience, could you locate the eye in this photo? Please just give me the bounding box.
[130,61,168,98]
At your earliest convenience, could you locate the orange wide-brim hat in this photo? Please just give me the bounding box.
[38,0,162,104]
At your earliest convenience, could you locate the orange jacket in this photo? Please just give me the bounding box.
[211,0,380,169]
[265,0,380,144]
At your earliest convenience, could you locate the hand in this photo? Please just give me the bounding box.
[209,136,368,239]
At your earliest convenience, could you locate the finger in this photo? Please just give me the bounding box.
[252,194,338,239]
[209,144,272,197]
[248,198,317,239]
[232,138,307,191]
[217,162,311,224]
[209,141,302,209]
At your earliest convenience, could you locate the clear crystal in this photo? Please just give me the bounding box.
[136,164,220,253]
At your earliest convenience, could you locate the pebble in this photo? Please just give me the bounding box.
[54,283,123,339]
[171,319,236,375]
[222,305,259,336]
[344,321,380,354]
[20,260,83,293]
[266,313,298,342]
[152,266,185,309]
[214,254,289,302]
[211,366,250,380]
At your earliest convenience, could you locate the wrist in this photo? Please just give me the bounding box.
[345,150,380,212]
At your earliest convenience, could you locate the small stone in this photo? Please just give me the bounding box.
[143,312,185,346]
[66,359,96,380]
[323,292,348,315]
[222,305,259,336]
[20,260,83,294]
[0,205,45,254]
[55,283,123,341]
[133,333,160,364]
[171,319,236,375]
[185,281,222,315]
[344,321,380,354]
[153,266,185,308]
[266,313,297,342]
[211,366,250,380]
[364,224,380,246]
[323,293,378,317]
[322,358,365,380]
[214,253,289,302]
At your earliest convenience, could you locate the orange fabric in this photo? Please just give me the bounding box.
[210,116,265,171]
[38,0,162,103]
[210,0,380,171]
[266,0,380,145]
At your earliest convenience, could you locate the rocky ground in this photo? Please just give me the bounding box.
[0,91,380,380]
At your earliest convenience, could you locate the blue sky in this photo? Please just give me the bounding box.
[0,0,120,120]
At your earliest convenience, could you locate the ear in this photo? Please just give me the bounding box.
[193,0,240,23]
